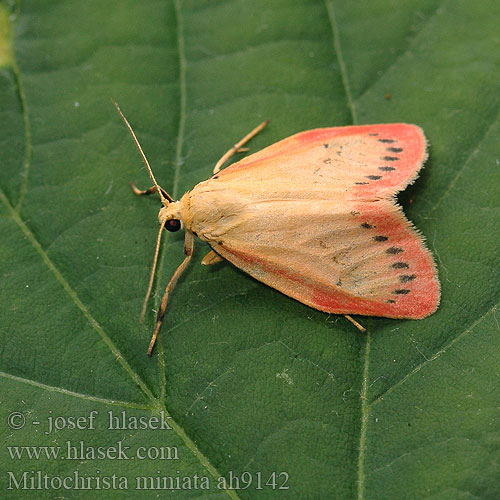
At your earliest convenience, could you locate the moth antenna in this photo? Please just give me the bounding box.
[344,315,366,333]
[140,217,167,322]
[111,99,174,203]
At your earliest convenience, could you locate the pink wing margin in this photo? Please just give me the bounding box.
[214,124,440,319]
[290,123,428,198]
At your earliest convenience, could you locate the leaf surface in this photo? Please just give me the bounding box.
[1,0,498,498]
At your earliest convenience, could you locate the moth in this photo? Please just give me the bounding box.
[114,102,440,356]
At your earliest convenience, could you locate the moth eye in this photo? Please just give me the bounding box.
[166,219,181,232]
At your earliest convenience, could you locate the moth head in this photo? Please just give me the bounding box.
[158,202,183,232]
[112,99,184,322]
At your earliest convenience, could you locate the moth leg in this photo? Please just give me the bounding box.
[213,120,269,174]
[130,182,157,196]
[147,231,195,356]
[201,250,223,266]
[344,315,366,333]
[130,182,172,200]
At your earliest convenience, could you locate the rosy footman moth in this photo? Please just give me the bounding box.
[113,102,440,356]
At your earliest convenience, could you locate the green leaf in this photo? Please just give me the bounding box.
[1,0,498,498]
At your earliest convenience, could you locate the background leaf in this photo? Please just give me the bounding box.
[1,0,498,498]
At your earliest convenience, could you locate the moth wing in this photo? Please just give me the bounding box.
[216,123,427,200]
[197,123,438,318]
[212,198,439,319]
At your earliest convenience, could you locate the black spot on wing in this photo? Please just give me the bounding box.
[399,274,416,282]
[379,166,395,171]
[386,247,404,254]
[356,182,369,185]
[387,147,403,153]
[373,235,388,242]
[391,262,409,269]
[378,139,395,143]
[394,289,411,295]
[387,299,396,303]
[366,175,382,180]
[382,156,399,161]
[361,222,374,229]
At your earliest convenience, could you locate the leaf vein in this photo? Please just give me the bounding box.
[324,0,357,123]
[0,371,152,410]
[0,188,156,404]
[0,184,242,499]
[417,108,500,223]
[370,302,499,407]
[357,332,371,500]
[8,8,32,212]
[356,3,444,101]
